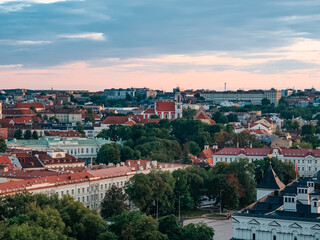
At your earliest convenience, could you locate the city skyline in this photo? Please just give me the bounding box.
[1,0,320,91]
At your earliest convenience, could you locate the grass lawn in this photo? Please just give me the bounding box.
[176,209,210,218]
[206,214,227,219]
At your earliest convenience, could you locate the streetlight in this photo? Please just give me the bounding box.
[156,182,159,220]
[220,189,224,215]
[178,177,181,221]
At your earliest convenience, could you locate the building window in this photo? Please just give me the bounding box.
[86,148,89,153]
[78,189,80,194]
[252,233,256,240]
[101,185,103,190]
[82,188,85,193]
[87,196,89,202]
[82,196,84,202]
[61,191,64,196]
[71,189,74,195]
[273,235,276,240]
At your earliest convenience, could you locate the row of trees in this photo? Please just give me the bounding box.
[0,191,213,240]
[108,159,295,214]
[14,129,39,140]
[97,119,256,163]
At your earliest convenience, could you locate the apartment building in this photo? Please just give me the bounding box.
[200,89,281,106]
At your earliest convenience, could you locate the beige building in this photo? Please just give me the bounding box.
[0,161,184,210]
[271,137,293,148]
[200,89,281,106]
[41,109,82,123]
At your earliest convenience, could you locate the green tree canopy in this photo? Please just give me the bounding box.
[181,223,214,240]
[0,138,7,153]
[23,130,32,140]
[101,185,128,219]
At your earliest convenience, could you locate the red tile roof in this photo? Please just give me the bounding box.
[243,129,268,135]
[195,111,210,120]
[44,131,83,137]
[16,102,45,109]
[1,117,40,128]
[2,109,34,116]
[88,166,130,178]
[156,101,175,111]
[0,155,14,170]
[0,170,61,179]
[143,109,156,114]
[214,148,271,156]
[101,116,131,125]
[200,148,217,159]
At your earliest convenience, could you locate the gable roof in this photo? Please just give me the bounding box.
[16,102,45,109]
[101,116,130,125]
[256,164,285,190]
[156,101,175,111]
[0,155,14,170]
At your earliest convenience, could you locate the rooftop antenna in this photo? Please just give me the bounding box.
[224,82,227,92]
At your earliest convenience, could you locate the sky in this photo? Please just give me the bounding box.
[0,0,320,91]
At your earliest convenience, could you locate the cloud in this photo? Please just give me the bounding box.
[60,32,106,41]
[0,40,51,45]
[0,64,23,69]
[239,59,320,74]
[0,3,31,12]
[0,0,70,4]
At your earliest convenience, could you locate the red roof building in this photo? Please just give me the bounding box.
[16,102,45,111]
[213,147,320,177]
[194,110,216,125]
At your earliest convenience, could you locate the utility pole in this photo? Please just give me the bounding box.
[156,182,159,220]
[220,189,224,215]
[178,177,181,222]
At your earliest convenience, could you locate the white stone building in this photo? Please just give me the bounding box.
[213,148,320,177]
[200,89,281,106]
[233,167,320,240]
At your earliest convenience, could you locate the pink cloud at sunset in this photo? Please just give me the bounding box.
[1,38,319,91]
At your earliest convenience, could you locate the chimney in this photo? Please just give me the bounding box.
[297,187,310,205]
[307,181,315,192]
[311,197,320,214]
[283,194,297,212]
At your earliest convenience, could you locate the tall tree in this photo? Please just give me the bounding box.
[182,223,214,240]
[0,138,7,153]
[14,129,23,139]
[23,130,32,140]
[101,185,128,219]
[32,131,39,140]
[96,143,121,165]
[158,215,182,240]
